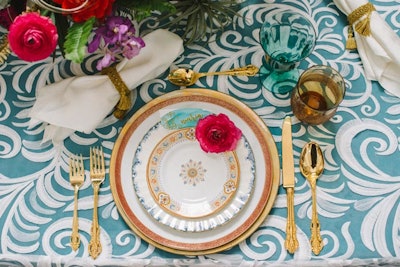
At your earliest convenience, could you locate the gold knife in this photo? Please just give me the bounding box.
[282,116,299,254]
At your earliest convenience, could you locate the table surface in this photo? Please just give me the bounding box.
[1,0,400,266]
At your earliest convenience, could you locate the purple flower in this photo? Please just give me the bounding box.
[106,16,133,42]
[96,52,114,70]
[122,37,146,59]
[88,31,102,53]
[88,15,145,70]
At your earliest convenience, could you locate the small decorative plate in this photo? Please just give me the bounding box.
[132,123,255,231]
[110,89,280,255]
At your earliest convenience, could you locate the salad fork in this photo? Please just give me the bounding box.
[69,154,84,251]
[88,146,105,259]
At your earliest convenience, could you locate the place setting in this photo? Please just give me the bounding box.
[43,0,400,260]
[2,0,400,264]
[3,0,400,265]
[67,3,353,258]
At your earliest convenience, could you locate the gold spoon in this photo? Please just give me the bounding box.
[299,141,324,255]
[167,64,259,86]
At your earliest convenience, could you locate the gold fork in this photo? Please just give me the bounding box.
[69,154,84,251]
[88,146,105,259]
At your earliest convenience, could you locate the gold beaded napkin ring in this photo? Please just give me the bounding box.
[346,2,375,50]
[101,65,131,119]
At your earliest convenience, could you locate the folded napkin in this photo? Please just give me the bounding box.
[29,29,184,144]
[333,0,400,98]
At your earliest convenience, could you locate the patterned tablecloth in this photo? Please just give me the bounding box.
[1,0,399,266]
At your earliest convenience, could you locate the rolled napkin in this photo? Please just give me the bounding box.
[333,0,400,98]
[29,29,184,144]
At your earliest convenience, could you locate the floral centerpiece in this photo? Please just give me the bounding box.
[0,0,239,68]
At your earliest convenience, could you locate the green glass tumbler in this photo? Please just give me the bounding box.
[259,9,317,94]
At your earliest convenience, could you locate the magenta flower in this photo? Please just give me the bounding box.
[195,113,242,153]
[7,12,58,62]
[88,15,145,70]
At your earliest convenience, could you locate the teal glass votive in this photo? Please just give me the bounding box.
[259,9,317,94]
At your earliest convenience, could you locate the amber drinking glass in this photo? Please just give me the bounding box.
[290,65,345,124]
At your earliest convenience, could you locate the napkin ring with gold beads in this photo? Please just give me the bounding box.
[346,2,375,50]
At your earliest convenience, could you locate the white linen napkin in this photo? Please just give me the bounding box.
[29,29,184,144]
[333,0,400,98]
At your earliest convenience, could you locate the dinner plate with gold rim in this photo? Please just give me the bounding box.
[132,123,256,232]
[110,89,280,255]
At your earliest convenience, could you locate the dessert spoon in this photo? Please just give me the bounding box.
[167,64,259,86]
[299,141,324,255]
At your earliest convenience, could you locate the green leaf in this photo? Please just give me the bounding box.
[64,17,95,63]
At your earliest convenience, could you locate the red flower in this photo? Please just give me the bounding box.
[8,12,58,62]
[195,113,242,153]
[52,0,115,22]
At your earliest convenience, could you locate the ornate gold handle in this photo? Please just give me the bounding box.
[89,182,102,259]
[199,64,259,78]
[285,187,299,254]
[310,181,323,255]
[70,185,80,251]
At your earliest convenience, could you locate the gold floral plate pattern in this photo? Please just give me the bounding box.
[110,89,280,255]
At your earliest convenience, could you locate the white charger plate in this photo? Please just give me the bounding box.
[110,89,280,255]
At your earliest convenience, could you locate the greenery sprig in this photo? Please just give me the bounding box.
[160,0,240,44]
[115,0,176,22]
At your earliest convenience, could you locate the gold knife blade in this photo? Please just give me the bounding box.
[282,116,299,253]
[282,116,295,188]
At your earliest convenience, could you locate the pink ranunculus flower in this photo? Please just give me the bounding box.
[8,12,58,62]
[195,113,242,153]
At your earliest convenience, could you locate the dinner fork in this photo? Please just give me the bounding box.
[69,154,84,251]
[88,146,105,259]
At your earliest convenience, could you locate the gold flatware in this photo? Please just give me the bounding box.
[69,154,84,251]
[282,116,299,254]
[167,64,259,86]
[300,141,325,255]
[88,146,105,259]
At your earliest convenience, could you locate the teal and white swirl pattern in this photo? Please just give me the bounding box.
[1,0,400,265]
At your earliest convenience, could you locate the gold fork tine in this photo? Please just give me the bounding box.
[69,154,84,251]
[90,146,105,176]
[88,146,105,259]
